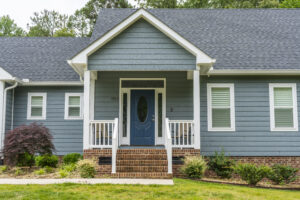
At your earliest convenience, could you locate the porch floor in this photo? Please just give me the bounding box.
[119,146,165,149]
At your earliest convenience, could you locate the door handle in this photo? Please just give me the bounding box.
[152,115,155,122]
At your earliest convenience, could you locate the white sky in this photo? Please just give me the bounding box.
[0,0,136,30]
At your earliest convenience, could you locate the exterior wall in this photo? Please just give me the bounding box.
[88,19,196,71]
[201,76,300,156]
[5,86,13,135]
[12,86,84,155]
[94,71,193,120]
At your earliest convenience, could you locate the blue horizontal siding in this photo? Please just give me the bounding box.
[12,86,83,155]
[88,19,196,71]
[94,71,193,120]
[200,76,300,156]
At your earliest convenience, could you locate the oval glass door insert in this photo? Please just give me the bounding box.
[137,96,148,122]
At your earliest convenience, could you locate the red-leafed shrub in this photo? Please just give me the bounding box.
[4,123,55,167]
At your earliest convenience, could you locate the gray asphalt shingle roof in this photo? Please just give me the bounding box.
[91,9,300,70]
[1,9,299,82]
[0,37,89,81]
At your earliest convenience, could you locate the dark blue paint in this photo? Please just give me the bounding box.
[130,90,155,146]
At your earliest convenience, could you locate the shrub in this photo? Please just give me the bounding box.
[77,159,96,178]
[35,154,58,168]
[59,169,69,178]
[63,153,82,165]
[44,166,55,173]
[4,123,55,166]
[181,156,207,179]
[63,163,77,173]
[234,163,270,185]
[0,165,8,173]
[267,164,299,185]
[208,151,235,179]
[34,168,46,175]
[16,152,35,167]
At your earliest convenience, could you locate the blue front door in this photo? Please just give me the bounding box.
[130,90,155,146]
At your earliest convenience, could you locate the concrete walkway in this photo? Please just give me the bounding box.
[0,178,174,185]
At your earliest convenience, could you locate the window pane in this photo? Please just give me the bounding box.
[212,88,230,107]
[31,96,43,106]
[31,107,42,117]
[158,93,162,137]
[69,107,80,117]
[275,108,293,127]
[122,93,127,137]
[69,96,80,106]
[274,88,293,107]
[212,108,231,128]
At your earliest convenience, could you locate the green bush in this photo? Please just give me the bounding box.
[208,151,235,179]
[17,152,35,167]
[35,154,58,168]
[63,163,77,173]
[14,167,23,176]
[181,156,207,179]
[34,168,46,175]
[267,164,298,185]
[59,169,69,178]
[0,165,8,173]
[234,163,270,185]
[63,153,82,165]
[44,166,55,173]
[77,159,96,178]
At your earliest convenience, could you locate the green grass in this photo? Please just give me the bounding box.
[0,178,299,200]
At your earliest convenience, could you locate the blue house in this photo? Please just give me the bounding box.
[0,9,300,178]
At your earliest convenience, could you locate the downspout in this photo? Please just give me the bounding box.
[1,81,18,156]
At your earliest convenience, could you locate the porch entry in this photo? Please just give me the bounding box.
[130,90,155,146]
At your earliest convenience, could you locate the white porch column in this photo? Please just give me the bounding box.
[83,71,91,150]
[0,81,5,153]
[193,70,200,149]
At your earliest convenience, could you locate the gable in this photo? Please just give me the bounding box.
[88,19,196,71]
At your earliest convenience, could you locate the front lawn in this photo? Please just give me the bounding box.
[0,178,299,200]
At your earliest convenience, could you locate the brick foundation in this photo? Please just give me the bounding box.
[172,149,201,177]
[84,149,112,176]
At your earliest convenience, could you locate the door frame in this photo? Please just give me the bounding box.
[119,78,166,146]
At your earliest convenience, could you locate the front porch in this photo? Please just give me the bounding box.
[82,71,201,176]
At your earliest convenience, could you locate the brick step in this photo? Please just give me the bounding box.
[117,149,166,154]
[117,160,168,166]
[117,154,167,160]
[110,172,172,179]
[117,166,168,172]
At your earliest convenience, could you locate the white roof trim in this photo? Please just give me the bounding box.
[69,9,215,73]
[0,67,14,80]
[21,81,83,86]
[208,69,300,76]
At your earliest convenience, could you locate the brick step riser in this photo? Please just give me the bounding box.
[117,151,167,155]
[117,155,167,160]
[117,166,168,172]
[110,172,172,179]
[117,160,168,166]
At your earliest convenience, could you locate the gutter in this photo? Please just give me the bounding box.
[0,81,18,156]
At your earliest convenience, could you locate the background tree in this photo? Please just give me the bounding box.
[54,28,76,37]
[280,0,300,8]
[0,15,25,36]
[179,0,210,8]
[27,10,72,37]
[136,0,178,8]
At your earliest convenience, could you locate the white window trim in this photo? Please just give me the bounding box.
[27,93,47,120]
[269,83,298,132]
[207,83,235,132]
[64,93,84,120]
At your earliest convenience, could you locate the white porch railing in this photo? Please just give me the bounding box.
[89,120,116,148]
[165,118,172,174]
[168,120,194,148]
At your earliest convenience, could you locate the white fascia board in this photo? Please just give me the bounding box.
[0,67,13,80]
[208,69,300,75]
[70,9,215,69]
[21,81,83,86]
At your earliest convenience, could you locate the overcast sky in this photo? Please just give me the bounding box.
[0,0,136,30]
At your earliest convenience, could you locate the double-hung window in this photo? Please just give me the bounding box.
[207,84,235,131]
[27,93,47,120]
[65,93,83,120]
[269,84,298,131]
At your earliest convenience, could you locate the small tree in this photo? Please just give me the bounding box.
[4,123,55,167]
